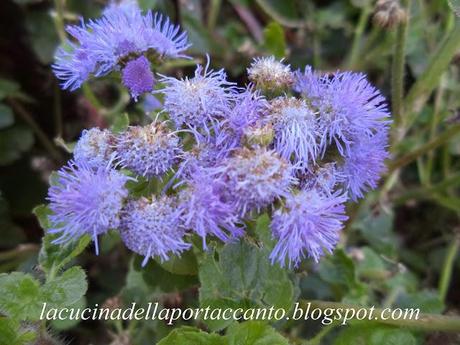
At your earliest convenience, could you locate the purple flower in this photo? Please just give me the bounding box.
[158,58,237,132]
[294,67,390,157]
[73,127,115,169]
[47,160,130,254]
[179,170,244,248]
[340,131,389,200]
[115,122,182,178]
[121,56,155,99]
[119,196,190,266]
[270,190,348,268]
[53,2,190,95]
[298,163,344,196]
[212,148,297,216]
[269,97,320,167]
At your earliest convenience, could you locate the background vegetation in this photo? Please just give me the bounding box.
[1,0,460,344]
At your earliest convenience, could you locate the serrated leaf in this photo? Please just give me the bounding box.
[0,104,14,129]
[263,22,286,59]
[33,205,91,275]
[198,241,295,331]
[42,267,88,308]
[226,321,289,345]
[156,250,198,276]
[0,318,36,345]
[158,326,225,345]
[0,272,43,320]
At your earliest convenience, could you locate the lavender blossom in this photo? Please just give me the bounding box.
[121,56,155,99]
[340,131,389,200]
[73,128,115,169]
[213,148,296,216]
[47,160,130,254]
[294,67,390,156]
[158,59,236,131]
[179,170,244,248]
[119,197,190,266]
[270,190,348,268]
[53,2,190,94]
[270,97,320,167]
[115,122,182,178]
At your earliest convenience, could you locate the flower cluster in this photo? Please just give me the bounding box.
[49,1,390,268]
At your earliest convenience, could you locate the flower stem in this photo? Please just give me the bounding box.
[438,236,460,302]
[391,0,411,127]
[403,18,460,132]
[389,123,460,172]
[299,300,460,332]
[347,3,372,70]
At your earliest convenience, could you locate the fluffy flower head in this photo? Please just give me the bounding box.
[270,190,348,267]
[247,56,293,91]
[115,122,182,178]
[47,161,130,253]
[120,196,190,266]
[73,128,115,169]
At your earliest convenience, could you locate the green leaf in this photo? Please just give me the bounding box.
[158,326,225,345]
[0,272,43,320]
[254,213,274,248]
[0,104,14,129]
[318,249,368,303]
[198,241,295,330]
[33,205,91,275]
[226,321,289,345]
[24,11,59,64]
[0,79,20,101]
[156,250,198,276]
[255,0,306,28]
[42,267,88,308]
[334,324,416,345]
[139,257,198,293]
[0,126,34,166]
[263,22,286,59]
[111,113,130,133]
[0,318,36,345]
[50,297,86,331]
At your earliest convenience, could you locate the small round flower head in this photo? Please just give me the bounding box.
[116,122,182,178]
[270,97,319,167]
[179,170,244,248]
[53,2,190,94]
[243,122,275,148]
[213,148,296,216]
[340,131,389,200]
[247,56,293,91]
[119,196,190,266]
[294,68,390,157]
[270,190,348,268]
[158,58,237,131]
[373,0,407,29]
[47,160,130,254]
[73,128,115,169]
[223,88,268,146]
[121,56,155,99]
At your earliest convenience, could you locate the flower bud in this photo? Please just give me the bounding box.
[247,56,293,93]
[373,0,407,29]
[243,123,275,147]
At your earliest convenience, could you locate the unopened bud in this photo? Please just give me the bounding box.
[244,123,275,147]
[373,0,407,29]
[247,56,293,92]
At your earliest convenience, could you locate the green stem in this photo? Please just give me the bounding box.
[403,19,460,132]
[207,0,222,31]
[82,83,104,110]
[439,237,460,302]
[299,300,460,332]
[389,123,460,172]
[7,99,64,162]
[391,0,411,127]
[53,0,67,43]
[306,322,339,345]
[394,172,460,204]
[347,4,372,69]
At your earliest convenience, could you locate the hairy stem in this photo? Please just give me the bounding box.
[299,300,460,332]
[347,4,372,70]
[439,237,460,302]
